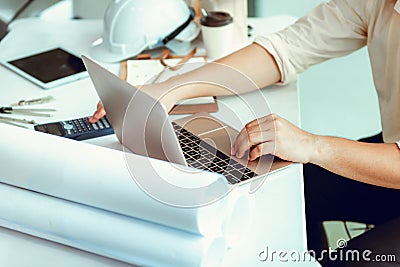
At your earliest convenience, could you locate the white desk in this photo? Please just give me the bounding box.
[0,17,317,267]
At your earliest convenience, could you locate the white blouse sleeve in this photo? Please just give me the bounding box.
[254,0,368,84]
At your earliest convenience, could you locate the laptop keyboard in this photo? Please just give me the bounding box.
[172,122,257,184]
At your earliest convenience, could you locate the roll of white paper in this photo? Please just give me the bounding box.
[0,124,248,239]
[0,182,225,267]
[222,187,255,248]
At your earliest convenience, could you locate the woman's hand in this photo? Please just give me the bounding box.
[231,113,317,163]
[88,83,179,124]
[88,101,106,123]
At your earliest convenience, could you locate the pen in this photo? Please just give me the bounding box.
[0,115,36,124]
[0,119,29,129]
[0,107,56,117]
[11,96,55,106]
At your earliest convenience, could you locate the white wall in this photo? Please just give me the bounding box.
[254,0,326,18]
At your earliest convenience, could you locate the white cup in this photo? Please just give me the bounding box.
[200,11,234,60]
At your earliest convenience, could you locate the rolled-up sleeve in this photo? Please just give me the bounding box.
[255,0,369,84]
[397,141,400,150]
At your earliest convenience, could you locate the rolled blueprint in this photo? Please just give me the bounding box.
[0,124,249,239]
[0,182,225,267]
[222,187,255,248]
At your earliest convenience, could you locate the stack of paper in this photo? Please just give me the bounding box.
[0,124,252,266]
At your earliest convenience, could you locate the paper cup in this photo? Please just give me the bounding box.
[200,11,234,60]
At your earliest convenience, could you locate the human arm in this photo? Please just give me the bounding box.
[138,43,282,111]
[90,0,370,122]
[232,114,400,189]
[155,0,370,96]
[312,136,400,189]
[89,43,281,123]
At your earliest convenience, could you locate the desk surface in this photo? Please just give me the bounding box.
[0,17,318,267]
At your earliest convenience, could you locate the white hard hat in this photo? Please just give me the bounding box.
[90,0,199,63]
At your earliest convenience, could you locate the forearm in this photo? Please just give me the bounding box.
[90,43,281,122]
[146,43,281,109]
[215,43,281,90]
[310,136,400,189]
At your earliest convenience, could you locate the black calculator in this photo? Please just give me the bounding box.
[34,116,114,141]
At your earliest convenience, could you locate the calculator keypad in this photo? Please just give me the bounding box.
[35,116,114,141]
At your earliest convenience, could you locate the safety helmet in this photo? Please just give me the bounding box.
[90,0,199,63]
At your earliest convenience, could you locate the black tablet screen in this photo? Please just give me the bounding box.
[8,48,86,83]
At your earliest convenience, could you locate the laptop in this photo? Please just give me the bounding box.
[82,56,291,185]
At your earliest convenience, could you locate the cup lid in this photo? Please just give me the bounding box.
[200,11,233,27]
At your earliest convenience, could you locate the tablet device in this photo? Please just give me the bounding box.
[1,48,88,89]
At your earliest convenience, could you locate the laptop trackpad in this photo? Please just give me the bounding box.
[174,113,237,156]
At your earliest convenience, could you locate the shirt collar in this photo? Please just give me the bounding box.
[395,0,400,13]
